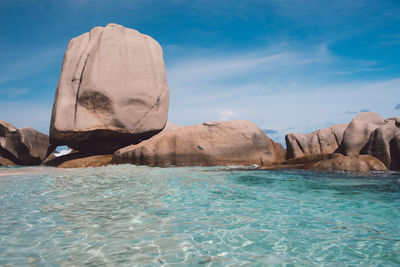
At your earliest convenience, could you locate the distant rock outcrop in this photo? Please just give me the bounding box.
[337,112,385,156]
[283,112,400,171]
[50,23,169,153]
[0,121,55,166]
[364,118,400,170]
[112,120,285,167]
[285,124,347,159]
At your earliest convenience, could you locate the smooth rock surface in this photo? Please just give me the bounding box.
[50,23,169,153]
[44,151,112,168]
[263,153,387,172]
[0,155,16,166]
[281,153,344,166]
[112,120,285,167]
[0,121,19,164]
[285,124,347,159]
[365,119,400,170]
[309,155,387,172]
[0,121,55,165]
[337,112,385,156]
[394,131,400,169]
[159,121,182,134]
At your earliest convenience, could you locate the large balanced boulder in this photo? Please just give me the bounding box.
[0,120,55,165]
[364,118,400,170]
[112,120,285,167]
[285,124,347,159]
[337,112,385,156]
[50,23,169,153]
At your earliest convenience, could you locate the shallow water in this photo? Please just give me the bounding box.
[0,165,399,266]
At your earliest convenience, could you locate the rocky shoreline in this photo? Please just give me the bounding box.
[1,24,399,173]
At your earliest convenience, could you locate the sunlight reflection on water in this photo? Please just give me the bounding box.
[0,165,399,266]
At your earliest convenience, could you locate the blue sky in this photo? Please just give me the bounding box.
[1,0,399,144]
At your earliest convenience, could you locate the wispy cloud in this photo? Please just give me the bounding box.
[218,110,236,121]
[166,44,400,144]
[0,47,63,85]
[271,0,400,28]
[0,88,29,98]
[167,44,335,88]
[166,43,382,90]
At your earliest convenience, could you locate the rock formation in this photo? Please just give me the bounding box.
[50,23,169,153]
[159,121,182,134]
[285,124,347,159]
[263,153,387,172]
[0,120,55,165]
[44,151,112,168]
[0,155,16,166]
[112,120,285,167]
[337,112,385,156]
[283,112,400,172]
[364,118,400,170]
[309,154,387,172]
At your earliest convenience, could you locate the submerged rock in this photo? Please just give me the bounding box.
[112,120,285,167]
[0,121,55,166]
[308,154,387,172]
[285,124,347,159]
[50,23,169,153]
[264,153,387,172]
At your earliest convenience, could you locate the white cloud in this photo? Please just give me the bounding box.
[218,110,236,121]
[166,44,334,88]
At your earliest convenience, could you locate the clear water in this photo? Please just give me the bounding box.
[0,165,400,266]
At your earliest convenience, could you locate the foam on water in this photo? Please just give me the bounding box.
[0,165,399,266]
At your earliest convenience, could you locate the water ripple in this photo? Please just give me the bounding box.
[0,165,399,266]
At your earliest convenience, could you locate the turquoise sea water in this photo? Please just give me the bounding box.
[0,165,399,266]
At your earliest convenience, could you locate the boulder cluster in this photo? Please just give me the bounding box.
[1,24,399,173]
[280,112,400,171]
[45,24,286,168]
[0,121,54,166]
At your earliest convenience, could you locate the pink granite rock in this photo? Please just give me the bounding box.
[112,120,285,167]
[50,23,169,153]
[285,124,347,159]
